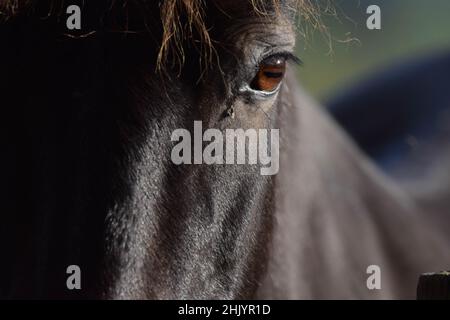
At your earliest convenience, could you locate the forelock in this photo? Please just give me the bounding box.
[0,0,325,70]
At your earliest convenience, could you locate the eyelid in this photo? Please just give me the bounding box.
[260,52,303,66]
[239,82,282,98]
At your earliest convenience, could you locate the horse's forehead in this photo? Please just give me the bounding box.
[214,0,295,10]
[204,0,297,44]
[208,0,297,19]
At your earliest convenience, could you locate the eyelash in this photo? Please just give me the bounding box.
[260,52,302,67]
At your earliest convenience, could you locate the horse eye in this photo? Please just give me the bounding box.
[250,57,286,92]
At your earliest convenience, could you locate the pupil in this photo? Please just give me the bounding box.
[263,71,283,78]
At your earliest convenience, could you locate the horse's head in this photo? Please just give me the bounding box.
[0,0,305,299]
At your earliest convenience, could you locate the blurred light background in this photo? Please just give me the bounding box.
[296,0,450,102]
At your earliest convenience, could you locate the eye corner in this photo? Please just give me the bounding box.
[284,52,303,66]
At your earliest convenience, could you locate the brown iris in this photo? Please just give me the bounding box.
[250,57,286,92]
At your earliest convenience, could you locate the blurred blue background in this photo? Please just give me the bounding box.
[296,0,450,101]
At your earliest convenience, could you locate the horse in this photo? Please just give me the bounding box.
[0,0,449,299]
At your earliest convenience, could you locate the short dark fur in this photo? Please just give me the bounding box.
[1,0,449,299]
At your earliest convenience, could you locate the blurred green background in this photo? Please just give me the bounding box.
[296,0,450,102]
